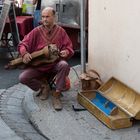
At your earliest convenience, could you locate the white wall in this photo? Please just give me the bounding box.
[88,0,140,92]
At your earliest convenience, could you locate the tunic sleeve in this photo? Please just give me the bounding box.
[61,28,74,59]
[18,28,38,56]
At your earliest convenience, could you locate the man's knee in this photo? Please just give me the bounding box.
[19,72,29,84]
[59,61,69,69]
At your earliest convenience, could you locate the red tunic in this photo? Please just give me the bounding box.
[18,24,74,71]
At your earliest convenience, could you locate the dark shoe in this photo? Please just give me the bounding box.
[52,92,63,111]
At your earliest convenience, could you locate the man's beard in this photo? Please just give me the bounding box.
[43,21,54,29]
[43,21,49,26]
[42,22,51,29]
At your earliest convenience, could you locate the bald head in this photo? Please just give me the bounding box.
[42,7,56,16]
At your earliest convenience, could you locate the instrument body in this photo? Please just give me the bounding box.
[9,44,60,67]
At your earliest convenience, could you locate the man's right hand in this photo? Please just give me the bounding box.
[22,53,32,64]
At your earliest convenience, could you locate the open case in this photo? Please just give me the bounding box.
[77,77,140,129]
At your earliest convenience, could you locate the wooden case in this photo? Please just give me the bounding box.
[77,77,140,129]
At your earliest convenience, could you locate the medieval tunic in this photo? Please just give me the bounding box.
[18,24,74,91]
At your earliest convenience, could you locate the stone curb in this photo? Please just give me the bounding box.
[21,88,49,139]
[22,88,40,118]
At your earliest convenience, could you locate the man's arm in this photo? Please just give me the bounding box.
[18,29,37,63]
[60,29,74,59]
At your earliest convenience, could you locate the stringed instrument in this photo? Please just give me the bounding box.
[6,44,60,69]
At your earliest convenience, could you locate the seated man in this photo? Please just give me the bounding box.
[18,7,74,111]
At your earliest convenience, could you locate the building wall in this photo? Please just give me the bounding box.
[88,0,140,92]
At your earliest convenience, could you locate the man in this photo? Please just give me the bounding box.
[18,7,74,111]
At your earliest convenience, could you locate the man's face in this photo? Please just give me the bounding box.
[41,10,55,28]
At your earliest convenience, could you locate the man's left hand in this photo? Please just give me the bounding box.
[60,50,69,58]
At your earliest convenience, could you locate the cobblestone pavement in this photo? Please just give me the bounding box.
[0,84,49,140]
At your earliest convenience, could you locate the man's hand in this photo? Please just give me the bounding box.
[22,52,32,64]
[60,50,69,58]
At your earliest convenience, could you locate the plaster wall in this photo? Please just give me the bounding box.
[88,0,140,92]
